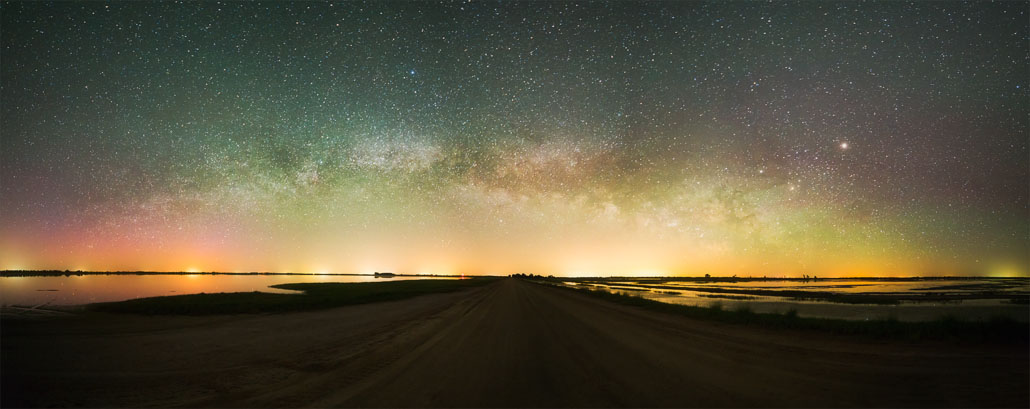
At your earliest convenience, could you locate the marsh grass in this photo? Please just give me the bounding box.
[576,279,1026,305]
[89,278,496,315]
[547,282,1029,344]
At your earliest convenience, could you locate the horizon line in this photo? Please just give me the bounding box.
[1,269,1027,279]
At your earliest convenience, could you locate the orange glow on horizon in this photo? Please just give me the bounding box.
[2,211,1025,278]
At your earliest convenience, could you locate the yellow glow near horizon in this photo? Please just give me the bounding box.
[1,153,1026,278]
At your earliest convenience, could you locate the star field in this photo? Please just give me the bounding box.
[1,1,1026,276]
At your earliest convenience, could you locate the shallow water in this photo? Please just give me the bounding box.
[564,278,1030,322]
[0,274,458,306]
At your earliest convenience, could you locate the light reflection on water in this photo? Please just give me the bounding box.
[0,274,459,306]
[564,278,1030,322]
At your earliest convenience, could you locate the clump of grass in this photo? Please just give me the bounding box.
[549,283,1029,344]
[699,294,759,301]
[609,286,647,291]
[89,278,497,315]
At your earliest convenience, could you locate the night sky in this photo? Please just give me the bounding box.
[1,1,1026,277]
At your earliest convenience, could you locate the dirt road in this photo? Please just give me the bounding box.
[3,279,1027,407]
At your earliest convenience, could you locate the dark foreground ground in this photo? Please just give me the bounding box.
[3,279,1027,407]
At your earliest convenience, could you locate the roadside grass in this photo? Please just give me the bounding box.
[88,278,497,315]
[575,280,1027,305]
[545,282,1029,344]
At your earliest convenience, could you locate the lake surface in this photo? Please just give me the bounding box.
[0,274,459,307]
[562,278,1030,322]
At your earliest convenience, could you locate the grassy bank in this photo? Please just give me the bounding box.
[543,281,1029,344]
[577,281,1025,305]
[89,278,496,315]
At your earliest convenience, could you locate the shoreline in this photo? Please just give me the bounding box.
[543,280,1030,344]
[0,270,469,278]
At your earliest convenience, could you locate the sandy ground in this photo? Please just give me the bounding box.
[2,278,1027,408]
